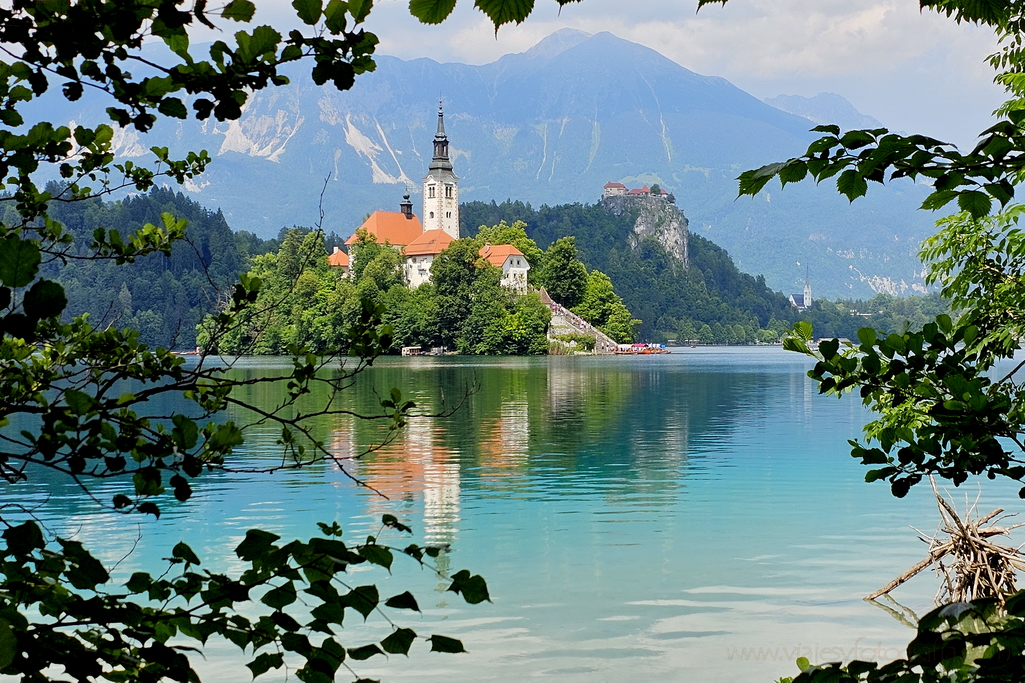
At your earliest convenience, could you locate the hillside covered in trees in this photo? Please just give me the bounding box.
[34,189,948,351]
[31,186,278,349]
[462,200,802,341]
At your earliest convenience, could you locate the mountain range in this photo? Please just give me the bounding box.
[43,29,938,299]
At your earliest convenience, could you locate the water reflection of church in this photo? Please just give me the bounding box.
[331,389,534,546]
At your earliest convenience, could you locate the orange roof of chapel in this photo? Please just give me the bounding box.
[404,229,455,256]
[344,211,424,247]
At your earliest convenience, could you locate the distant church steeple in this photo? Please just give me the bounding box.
[803,266,812,309]
[422,100,459,239]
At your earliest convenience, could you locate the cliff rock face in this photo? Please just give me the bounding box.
[602,195,689,267]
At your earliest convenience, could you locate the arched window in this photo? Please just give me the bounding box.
[429,211,434,218]
[445,185,453,198]
[428,185,435,198]
[445,211,450,218]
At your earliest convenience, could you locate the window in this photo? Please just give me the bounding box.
[445,185,452,198]
[445,211,450,218]
[429,211,434,218]
[428,185,435,198]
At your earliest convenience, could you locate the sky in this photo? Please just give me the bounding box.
[306,0,1007,150]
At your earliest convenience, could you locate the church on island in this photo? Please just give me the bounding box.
[329,104,530,292]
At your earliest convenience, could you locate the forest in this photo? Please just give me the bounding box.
[35,189,948,352]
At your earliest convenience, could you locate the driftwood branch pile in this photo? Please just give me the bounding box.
[867,478,1025,605]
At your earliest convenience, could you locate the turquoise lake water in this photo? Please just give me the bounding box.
[15,346,1025,682]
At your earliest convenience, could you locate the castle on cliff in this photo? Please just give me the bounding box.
[603,181,673,201]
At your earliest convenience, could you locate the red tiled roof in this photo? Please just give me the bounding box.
[479,243,525,268]
[604,181,627,189]
[328,246,349,267]
[344,211,424,246]
[404,229,455,256]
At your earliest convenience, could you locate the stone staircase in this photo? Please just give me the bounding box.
[538,288,618,354]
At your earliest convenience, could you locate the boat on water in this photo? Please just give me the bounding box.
[615,343,670,355]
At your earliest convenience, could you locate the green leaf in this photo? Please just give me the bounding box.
[262,582,297,609]
[381,514,412,533]
[292,0,323,24]
[172,414,199,449]
[920,189,958,211]
[158,98,188,118]
[957,190,992,218]
[0,237,41,288]
[777,160,807,185]
[409,0,457,24]
[348,0,372,22]
[222,0,256,20]
[358,544,393,570]
[793,321,813,340]
[64,388,95,416]
[0,618,14,669]
[836,169,867,201]
[3,521,44,555]
[384,591,420,611]
[323,0,348,31]
[447,569,490,604]
[59,538,111,589]
[856,327,877,347]
[23,279,67,319]
[839,130,875,149]
[381,627,416,655]
[347,644,384,660]
[246,652,284,677]
[473,0,534,29]
[236,529,281,561]
[428,635,466,653]
[126,572,153,593]
[172,541,201,566]
[341,585,379,619]
[818,338,839,360]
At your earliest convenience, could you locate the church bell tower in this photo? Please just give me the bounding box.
[422,101,459,239]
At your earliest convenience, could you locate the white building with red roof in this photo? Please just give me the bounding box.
[327,247,350,275]
[479,243,530,292]
[603,181,627,198]
[403,229,456,288]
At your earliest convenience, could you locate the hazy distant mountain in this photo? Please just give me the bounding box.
[764,92,885,131]
[43,30,935,299]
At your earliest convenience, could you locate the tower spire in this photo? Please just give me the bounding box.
[803,265,812,309]
[432,100,451,167]
[422,99,459,239]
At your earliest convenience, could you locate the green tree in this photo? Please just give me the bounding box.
[677,319,698,343]
[0,0,497,677]
[698,324,714,345]
[475,220,545,283]
[540,236,588,308]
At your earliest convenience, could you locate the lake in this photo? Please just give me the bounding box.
[16,346,1025,682]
